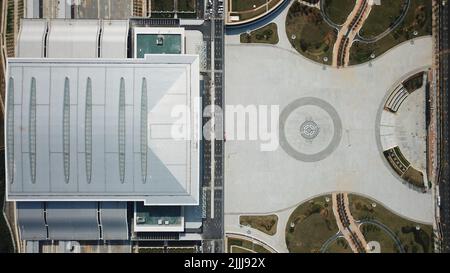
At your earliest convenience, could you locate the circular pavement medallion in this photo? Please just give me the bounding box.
[279,97,342,162]
[300,120,320,140]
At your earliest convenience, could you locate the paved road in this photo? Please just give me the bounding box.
[438,0,450,253]
[193,0,225,252]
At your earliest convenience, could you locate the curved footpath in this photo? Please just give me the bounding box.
[319,0,342,30]
[320,232,343,253]
[225,211,292,253]
[225,0,291,35]
[226,232,279,253]
[355,0,411,43]
[358,219,406,253]
[332,0,372,67]
[332,193,368,252]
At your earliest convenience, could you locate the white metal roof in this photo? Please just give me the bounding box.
[17,202,47,240]
[17,19,129,59]
[100,202,129,240]
[100,20,129,58]
[47,20,100,58]
[46,202,100,240]
[6,55,200,205]
[17,201,129,241]
[16,19,47,58]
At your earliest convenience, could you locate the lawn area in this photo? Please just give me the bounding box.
[322,0,355,25]
[403,72,424,93]
[359,0,408,39]
[230,0,282,22]
[240,23,279,45]
[402,166,425,189]
[348,194,434,253]
[383,146,426,189]
[268,0,284,10]
[324,237,352,253]
[239,214,278,235]
[227,237,272,253]
[285,195,339,253]
[360,223,400,253]
[167,247,196,253]
[139,247,165,253]
[150,12,175,18]
[178,0,196,12]
[151,0,175,11]
[286,2,336,65]
[235,8,266,21]
[230,246,255,253]
[350,0,432,65]
[231,0,268,12]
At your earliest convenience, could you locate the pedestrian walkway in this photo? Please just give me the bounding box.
[332,192,368,253]
[332,0,372,67]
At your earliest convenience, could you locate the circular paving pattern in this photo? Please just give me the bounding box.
[300,120,320,140]
[279,97,342,162]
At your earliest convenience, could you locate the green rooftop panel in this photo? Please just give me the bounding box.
[137,34,182,57]
[135,203,182,226]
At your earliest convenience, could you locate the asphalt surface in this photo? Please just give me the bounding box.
[184,0,225,252]
[438,0,450,252]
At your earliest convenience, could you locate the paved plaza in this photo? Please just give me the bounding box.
[379,79,428,179]
[224,34,433,226]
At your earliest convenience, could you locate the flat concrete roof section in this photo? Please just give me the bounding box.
[6,55,200,205]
